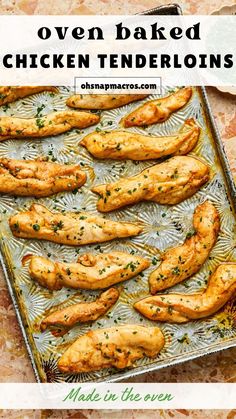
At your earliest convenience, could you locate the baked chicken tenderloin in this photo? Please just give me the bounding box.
[9,204,142,245]
[81,118,200,160]
[58,325,165,373]
[134,264,236,322]
[28,252,150,290]
[0,111,99,141]
[41,288,120,332]
[122,87,192,127]
[0,158,86,197]
[92,156,209,212]
[149,201,220,294]
[0,86,57,106]
[66,94,148,110]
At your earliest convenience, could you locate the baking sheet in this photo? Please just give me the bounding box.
[0,84,236,383]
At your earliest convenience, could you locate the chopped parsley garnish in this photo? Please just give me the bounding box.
[36,118,45,129]
[186,228,196,239]
[172,266,180,275]
[36,104,45,117]
[52,220,64,232]
[152,256,158,266]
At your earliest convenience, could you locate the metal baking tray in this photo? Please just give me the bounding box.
[1,5,236,384]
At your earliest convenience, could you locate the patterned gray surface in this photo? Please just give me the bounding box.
[0,86,235,383]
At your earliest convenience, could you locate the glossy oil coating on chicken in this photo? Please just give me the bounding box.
[41,288,120,332]
[135,264,236,323]
[0,158,86,197]
[92,156,209,212]
[66,94,148,110]
[149,201,220,294]
[58,325,165,373]
[0,111,99,141]
[122,87,192,127]
[0,86,57,106]
[9,204,142,245]
[28,252,150,290]
[80,119,200,160]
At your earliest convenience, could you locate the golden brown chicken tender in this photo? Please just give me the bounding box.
[28,252,150,290]
[80,119,200,160]
[58,325,165,373]
[122,87,192,127]
[9,204,142,246]
[0,86,57,106]
[149,201,220,294]
[134,264,236,323]
[41,288,120,332]
[66,94,148,110]
[92,156,209,212]
[0,111,99,141]
[0,158,86,197]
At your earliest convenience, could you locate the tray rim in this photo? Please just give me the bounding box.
[0,250,41,383]
[0,3,236,384]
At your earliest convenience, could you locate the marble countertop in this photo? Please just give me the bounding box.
[0,1,235,418]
